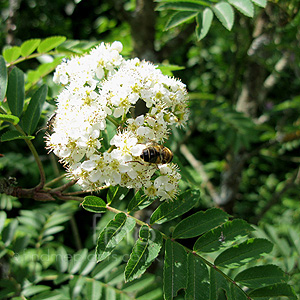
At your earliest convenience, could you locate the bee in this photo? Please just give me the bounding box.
[140,142,173,165]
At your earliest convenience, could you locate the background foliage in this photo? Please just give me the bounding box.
[1,0,300,299]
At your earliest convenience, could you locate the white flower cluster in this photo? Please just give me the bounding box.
[46,41,189,200]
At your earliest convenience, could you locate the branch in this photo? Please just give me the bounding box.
[179,144,221,204]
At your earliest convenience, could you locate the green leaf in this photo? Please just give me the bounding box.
[68,248,88,274]
[3,46,21,63]
[84,281,102,300]
[106,264,126,285]
[22,285,51,297]
[55,246,68,273]
[79,251,97,276]
[7,67,24,117]
[228,0,254,17]
[96,213,136,262]
[1,130,34,142]
[157,64,185,76]
[163,239,187,300]
[249,283,297,299]
[20,39,41,57]
[70,276,86,300]
[214,238,273,268]
[127,191,155,213]
[0,279,16,299]
[37,36,67,53]
[213,2,234,31]
[22,84,47,134]
[0,56,7,102]
[150,189,199,225]
[0,211,7,234]
[82,196,107,213]
[30,291,67,300]
[122,274,155,292]
[2,219,18,246]
[234,265,288,289]
[107,185,129,205]
[185,252,209,300]
[0,114,19,125]
[172,208,229,239]
[251,0,267,8]
[125,226,163,282]
[165,11,198,30]
[156,1,204,11]
[209,267,232,300]
[196,8,214,41]
[193,219,254,253]
[91,256,123,279]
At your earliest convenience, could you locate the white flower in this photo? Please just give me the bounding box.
[46,41,188,199]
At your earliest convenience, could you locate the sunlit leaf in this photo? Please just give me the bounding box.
[128,191,155,213]
[84,281,102,300]
[2,219,18,246]
[165,11,198,30]
[91,256,123,280]
[55,246,68,273]
[150,189,199,224]
[22,285,51,297]
[163,239,187,300]
[37,36,67,53]
[156,1,204,11]
[172,208,229,239]
[213,2,234,31]
[185,253,209,300]
[228,0,254,17]
[196,8,214,41]
[251,0,267,8]
[96,213,135,262]
[0,114,19,125]
[68,248,88,274]
[0,55,7,102]
[125,226,163,282]
[194,219,254,253]
[234,265,288,289]
[214,238,273,268]
[82,196,107,213]
[0,211,7,234]
[20,39,41,57]
[1,130,34,142]
[3,46,21,63]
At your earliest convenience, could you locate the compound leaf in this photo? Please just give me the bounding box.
[37,36,66,53]
[214,238,273,268]
[20,39,41,57]
[150,189,199,225]
[185,252,209,300]
[165,11,198,30]
[163,239,187,300]
[125,226,163,282]
[213,2,234,31]
[173,208,229,239]
[196,8,214,40]
[81,196,107,213]
[96,213,135,262]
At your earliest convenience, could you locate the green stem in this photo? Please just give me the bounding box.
[15,123,46,189]
[106,115,120,128]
